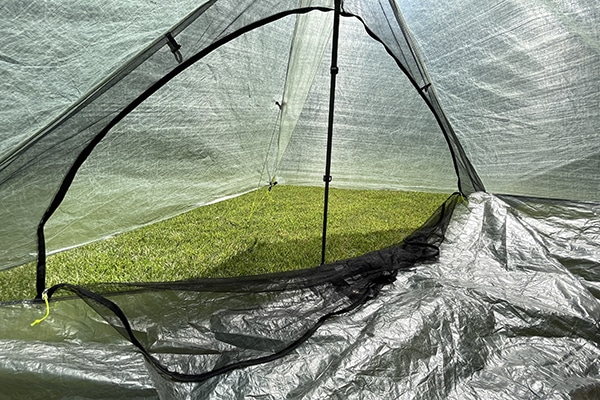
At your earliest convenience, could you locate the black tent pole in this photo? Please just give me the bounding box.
[321,0,341,265]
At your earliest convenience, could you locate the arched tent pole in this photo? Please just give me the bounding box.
[320,0,341,266]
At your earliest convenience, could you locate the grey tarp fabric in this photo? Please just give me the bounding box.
[0,192,598,398]
[0,0,599,398]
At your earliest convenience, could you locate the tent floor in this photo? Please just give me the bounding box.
[0,192,598,399]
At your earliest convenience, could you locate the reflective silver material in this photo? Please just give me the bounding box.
[0,193,597,398]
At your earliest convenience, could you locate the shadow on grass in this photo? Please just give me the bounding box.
[0,227,417,302]
[201,227,417,279]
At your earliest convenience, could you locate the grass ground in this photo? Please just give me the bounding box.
[0,186,449,301]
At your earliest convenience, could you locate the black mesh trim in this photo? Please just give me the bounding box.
[42,193,461,382]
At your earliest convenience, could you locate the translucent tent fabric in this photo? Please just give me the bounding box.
[46,14,459,255]
[0,0,214,269]
[0,0,598,398]
[403,0,600,201]
[0,0,597,271]
[0,0,482,271]
[0,0,204,158]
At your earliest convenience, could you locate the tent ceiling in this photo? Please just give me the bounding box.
[0,0,598,271]
[401,0,600,200]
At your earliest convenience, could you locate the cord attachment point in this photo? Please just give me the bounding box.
[419,83,432,93]
[31,289,50,327]
[165,32,183,64]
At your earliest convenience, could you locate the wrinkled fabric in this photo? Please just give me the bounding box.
[0,192,597,398]
[0,1,598,396]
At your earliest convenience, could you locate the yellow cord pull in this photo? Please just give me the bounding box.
[31,290,50,327]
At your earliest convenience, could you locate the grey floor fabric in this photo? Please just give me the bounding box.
[0,192,597,399]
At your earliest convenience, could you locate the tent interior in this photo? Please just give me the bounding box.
[0,0,598,398]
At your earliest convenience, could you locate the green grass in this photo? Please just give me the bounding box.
[0,186,449,301]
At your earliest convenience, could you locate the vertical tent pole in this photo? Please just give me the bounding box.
[321,0,341,265]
